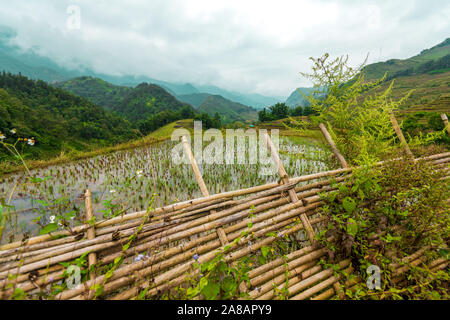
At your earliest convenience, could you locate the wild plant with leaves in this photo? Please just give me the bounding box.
[291,54,450,299]
[287,53,416,165]
[318,158,449,299]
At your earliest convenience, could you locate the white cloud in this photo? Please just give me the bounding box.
[0,0,448,97]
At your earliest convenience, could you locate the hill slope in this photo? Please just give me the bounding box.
[285,38,450,116]
[197,95,258,123]
[53,77,195,122]
[118,82,193,122]
[285,87,315,107]
[177,93,212,107]
[363,38,450,80]
[0,73,136,159]
[361,38,450,116]
[53,76,132,112]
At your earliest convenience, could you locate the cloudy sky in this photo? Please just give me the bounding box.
[0,0,449,97]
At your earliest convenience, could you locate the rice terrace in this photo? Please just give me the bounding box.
[0,1,449,304]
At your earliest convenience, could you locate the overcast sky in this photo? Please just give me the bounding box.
[0,0,449,97]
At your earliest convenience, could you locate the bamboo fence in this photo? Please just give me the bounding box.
[0,122,448,300]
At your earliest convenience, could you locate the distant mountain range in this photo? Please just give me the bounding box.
[53,76,194,122]
[53,76,258,123]
[0,26,281,109]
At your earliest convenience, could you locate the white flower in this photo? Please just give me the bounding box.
[134,254,144,262]
[10,128,16,134]
[0,133,5,140]
[136,170,143,175]
[27,138,35,146]
[110,189,116,193]
[49,215,55,223]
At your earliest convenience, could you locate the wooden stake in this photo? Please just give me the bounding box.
[264,133,316,244]
[441,114,450,135]
[181,136,229,246]
[85,190,97,281]
[318,123,348,168]
[389,111,414,158]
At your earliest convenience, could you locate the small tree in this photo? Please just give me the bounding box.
[288,53,414,165]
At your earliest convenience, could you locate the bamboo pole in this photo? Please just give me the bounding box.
[85,190,97,281]
[55,194,325,300]
[284,259,350,299]
[291,265,352,300]
[311,287,335,300]
[318,123,348,168]
[389,111,414,158]
[90,208,326,301]
[181,136,229,246]
[250,247,328,287]
[441,114,450,135]
[264,133,315,244]
[249,262,318,299]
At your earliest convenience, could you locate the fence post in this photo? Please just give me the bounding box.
[441,114,450,135]
[264,133,316,245]
[317,124,348,299]
[318,123,348,168]
[85,189,96,280]
[389,111,414,158]
[181,136,229,246]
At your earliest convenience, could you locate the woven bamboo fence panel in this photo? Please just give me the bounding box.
[0,147,448,300]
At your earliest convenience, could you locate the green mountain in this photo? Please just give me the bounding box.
[285,38,450,116]
[53,76,132,112]
[0,26,280,109]
[53,77,259,124]
[195,84,282,109]
[0,73,136,160]
[197,95,258,123]
[118,82,193,122]
[361,38,450,116]
[177,93,212,107]
[285,87,315,107]
[53,76,195,122]
[363,38,450,80]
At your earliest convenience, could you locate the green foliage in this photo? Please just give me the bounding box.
[318,159,449,299]
[292,53,418,165]
[402,112,449,146]
[0,73,137,161]
[258,103,300,122]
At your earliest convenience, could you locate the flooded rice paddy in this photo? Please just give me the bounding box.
[0,136,333,242]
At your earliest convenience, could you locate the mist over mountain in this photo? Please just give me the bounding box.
[0,26,281,109]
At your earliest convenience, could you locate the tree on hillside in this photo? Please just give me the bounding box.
[258,108,269,122]
[269,103,289,119]
[212,112,222,128]
[290,105,303,116]
[180,106,195,119]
